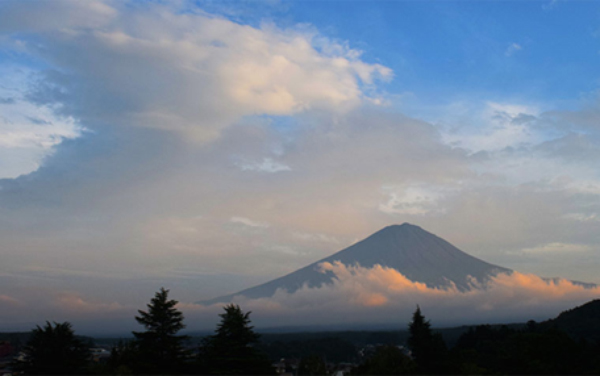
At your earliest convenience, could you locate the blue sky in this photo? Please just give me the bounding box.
[209,0,600,105]
[1,0,600,333]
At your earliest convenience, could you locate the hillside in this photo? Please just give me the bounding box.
[542,299,600,342]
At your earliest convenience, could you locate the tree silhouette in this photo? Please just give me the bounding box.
[201,304,274,374]
[17,321,90,375]
[407,306,447,374]
[132,287,189,373]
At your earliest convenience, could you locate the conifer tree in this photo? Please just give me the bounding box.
[133,287,188,373]
[17,321,90,375]
[201,304,274,374]
[407,306,447,374]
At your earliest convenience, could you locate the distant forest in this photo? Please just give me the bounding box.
[2,290,600,375]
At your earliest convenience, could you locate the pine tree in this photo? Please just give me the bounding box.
[17,321,90,375]
[408,306,431,360]
[132,287,189,373]
[201,304,274,374]
[407,306,447,374]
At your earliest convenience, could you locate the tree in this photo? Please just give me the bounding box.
[407,306,447,374]
[106,339,138,375]
[200,304,274,374]
[17,321,90,375]
[132,287,189,373]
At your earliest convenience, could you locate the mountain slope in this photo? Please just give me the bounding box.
[200,223,511,305]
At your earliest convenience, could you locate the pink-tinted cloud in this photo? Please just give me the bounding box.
[0,294,21,307]
[54,292,125,314]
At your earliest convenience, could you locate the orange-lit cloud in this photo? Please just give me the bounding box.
[182,262,600,329]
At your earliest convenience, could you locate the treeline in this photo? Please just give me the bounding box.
[12,288,273,375]
[353,308,600,375]
[8,289,600,375]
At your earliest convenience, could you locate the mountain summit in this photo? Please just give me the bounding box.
[200,223,511,305]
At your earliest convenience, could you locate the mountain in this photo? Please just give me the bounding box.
[200,223,511,305]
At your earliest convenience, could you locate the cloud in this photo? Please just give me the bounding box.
[230,216,271,228]
[293,231,340,244]
[379,183,456,216]
[236,157,291,173]
[0,0,117,33]
[0,68,83,178]
[440,101,541,153]
[542,0,560,11]
[54,292,124,313]
[505,43,522,57]
[0,294,21,307]
[0,0,391,143]
[2,99,600,324]
[179,262,600,329]
[0,285,133,333]
[520,242,591,255]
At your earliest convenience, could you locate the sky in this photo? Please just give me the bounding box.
[1,0,600,334]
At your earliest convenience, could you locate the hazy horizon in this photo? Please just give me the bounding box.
[1,0,600,334]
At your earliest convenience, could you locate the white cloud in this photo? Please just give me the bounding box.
[441,101,541,153]
[563,212,600,222]
[520,242,591,255]
[542,0,560,11]
[505,43,522,57]
[0,0,391,143]
[379,183,455,216]
[230,216,270,229]
[0,69,83,178]
[236,157,291,173]
[293,231,340,244]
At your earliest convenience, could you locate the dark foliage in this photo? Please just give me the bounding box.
[451,323,600,374]
[16,321,90,375]
[258,337,356,363]
[407,306,447,374]
[0,332,29,354]
[200,304,274,375]
[298,354,328,375]
[131,287,189,374]
[106,339,138,375]
[352,345,416,375]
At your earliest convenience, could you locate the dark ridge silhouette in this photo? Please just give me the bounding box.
[541,299,600,342]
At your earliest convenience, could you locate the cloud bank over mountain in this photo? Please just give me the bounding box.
[184,224,599,329]
[181,261,600,330]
